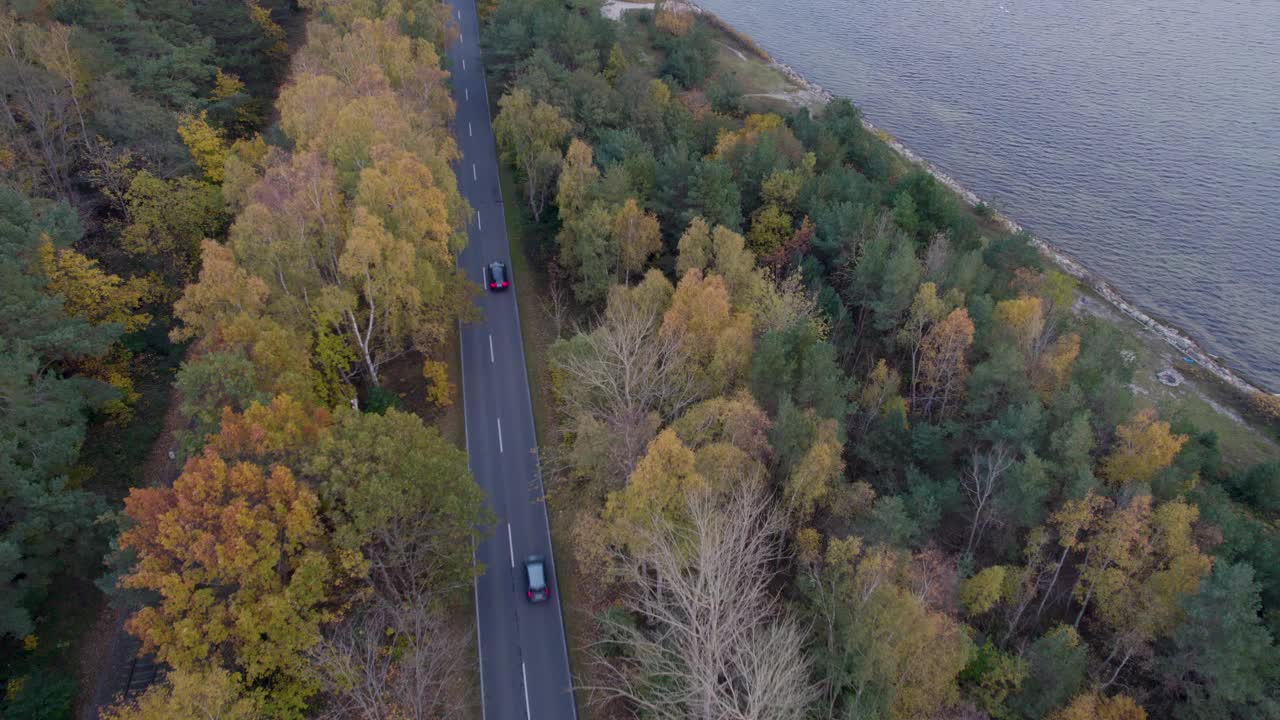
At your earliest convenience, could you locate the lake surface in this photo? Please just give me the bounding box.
[695,0,1280,391]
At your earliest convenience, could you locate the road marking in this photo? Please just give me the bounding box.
[477,211,483,230]
[507,524,515,567]
[522,663,532,720]
[457,9,461,19]
[472,163,477,181]
[497,417,503,453]
[462,59,467,71]
[471,538,488,720]
[465,87,469,102]
[469,121,473,137]
[489,334,495,363]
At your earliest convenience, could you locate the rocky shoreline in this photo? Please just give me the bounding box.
[682,0,1274,400]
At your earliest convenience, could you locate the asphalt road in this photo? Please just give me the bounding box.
[444,2,579,719]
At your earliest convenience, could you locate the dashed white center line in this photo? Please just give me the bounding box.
[477,211,483,231]
[472,163,477,181]
[497,417,503,453]
[468,121,473,137]
[465,87,469,102]
[457,9,461,19]
[522,663,532,720]
[462,59,467,71]
[507,524,515,568]
[489,334,495,363]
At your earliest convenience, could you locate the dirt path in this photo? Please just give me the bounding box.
[76,391,186,719]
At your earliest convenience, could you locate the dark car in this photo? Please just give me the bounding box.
[485,260,509,291]
[524,555,549,603]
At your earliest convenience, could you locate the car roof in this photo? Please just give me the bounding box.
[526,556,546,588]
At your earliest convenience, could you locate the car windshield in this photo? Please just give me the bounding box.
[528,561,545,589]
[491,264,506,283]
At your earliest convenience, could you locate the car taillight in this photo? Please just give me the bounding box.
[527,591,532,599]
[502,281,509,287]
[489,282,496,288]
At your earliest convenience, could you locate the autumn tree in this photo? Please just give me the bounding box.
[913,307,975,419]
[808,540,973,720]
[1033,332,1081,399]
[38,238,149,332]
[494,87,570,221]
[119,398,342,717]
[784,417,844,522]
[1100,409,1188,486]
[659,268,753,397]
[612,198,662,280]
[899,281,947,400]
[120,170,227,286]
[993,295,1045,360]
[101,668,261,720]
[1071,497,1212,688]
[1048,693,1147,720]
[178,111,230,183]
[675,216,712,277]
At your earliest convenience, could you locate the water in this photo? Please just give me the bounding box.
[695,0,1280,391]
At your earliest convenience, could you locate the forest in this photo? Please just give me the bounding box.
[2,0,484,717]
[3,0,1279,718]
[481,1,1280,719]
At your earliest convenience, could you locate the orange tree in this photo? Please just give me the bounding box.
[118,397,346,719]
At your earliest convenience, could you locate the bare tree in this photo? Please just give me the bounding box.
[553,293,701,482]
[589,484,817,720]
[311,473,480,720]
[541,260,571,340]
[310,596,471,720]
[962,442,1017,556]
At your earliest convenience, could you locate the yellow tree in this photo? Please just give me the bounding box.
[1100,409,1188,486]
[557,138,600,221]
[993,295,1045,360]
[834,544,973,719]
[914,307,975,419]
[746,203,793,256]
[898,282,947,404]
[1033,332,1081,399]
[38,237,150,332]
[494,87,570,221]
[660,268,753,396]
[1049,693,1147,720]
[37,235,151,417]
[337,208,417,385]
[612,198,661,281]
[784,417,844,522]
[1072,496,1210,689]
[710,224,761,309]
[676,216,712,278]
[177,112,229,183]
[603,429,708,556]
[961,565,1010,617]
[101,668,260,720]
[120,444,339,716]
[170,240,269,344]
[856,359,903,435]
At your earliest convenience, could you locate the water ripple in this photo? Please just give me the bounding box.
[698,0,1280,391]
